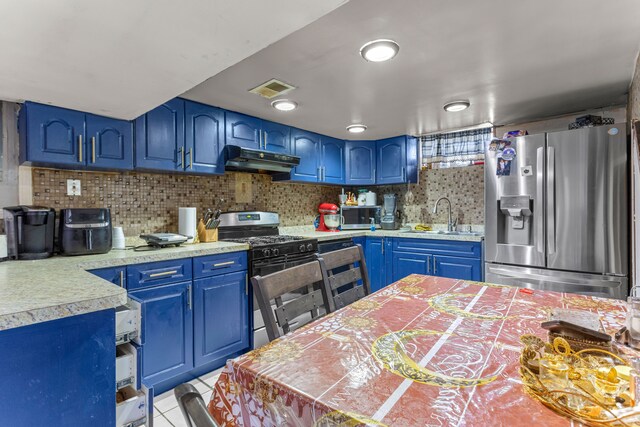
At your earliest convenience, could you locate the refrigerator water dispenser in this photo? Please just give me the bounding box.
[497,196,533,244]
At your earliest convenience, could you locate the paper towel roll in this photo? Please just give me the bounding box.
[112,227,126,250]
[179,207,197,243]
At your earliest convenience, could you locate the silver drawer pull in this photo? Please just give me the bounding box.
[213,261,234,267]
[149,270,178,278]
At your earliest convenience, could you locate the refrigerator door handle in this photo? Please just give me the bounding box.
[536,147,544,254]
[547,146,556,255]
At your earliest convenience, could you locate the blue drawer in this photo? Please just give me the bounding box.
[193,252,247,278]
[127,258,192,291]
[393,238,481,258]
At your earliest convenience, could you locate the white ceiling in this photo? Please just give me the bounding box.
[0,0,347,119]
[183,0,640,139]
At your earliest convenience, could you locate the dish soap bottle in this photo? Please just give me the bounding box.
[370,217,376,232]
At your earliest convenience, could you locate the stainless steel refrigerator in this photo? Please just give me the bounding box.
[484,124,628,299]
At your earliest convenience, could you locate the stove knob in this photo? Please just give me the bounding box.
[262,248,271,257]
[272,248,280,256]
[299,244,306,252]
[306,243,313,251]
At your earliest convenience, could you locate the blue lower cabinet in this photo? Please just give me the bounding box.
[0,310,115,427]
[89,266,127,288]
[392,250,432,282]
[130,281,194,386]
[433,255,482,281]
[366,237,392,292]
[193,271,249,366]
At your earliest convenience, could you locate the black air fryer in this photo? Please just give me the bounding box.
[3,206,56,260]
[58,208,112,256]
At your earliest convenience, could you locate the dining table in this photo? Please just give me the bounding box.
[207,274,628,426]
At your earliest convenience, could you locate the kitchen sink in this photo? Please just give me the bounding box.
[402,230,483,237]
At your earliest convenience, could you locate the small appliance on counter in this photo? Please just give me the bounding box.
[59,208,112,256]
[3,206,56,260]
[316,203,341,232]
[357,189,368,206]
[365,191,377,206]
[381,193,399,230]
[341,205,381,229]
[139,233,189,248]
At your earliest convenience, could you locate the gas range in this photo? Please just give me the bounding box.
[223,235,318,260]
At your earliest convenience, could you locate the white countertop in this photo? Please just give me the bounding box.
[0,241,249,331]
[279,225,485,242]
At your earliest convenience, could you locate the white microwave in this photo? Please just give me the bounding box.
[340,205,381,229]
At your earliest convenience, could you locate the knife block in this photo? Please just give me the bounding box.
[197,220,218,243]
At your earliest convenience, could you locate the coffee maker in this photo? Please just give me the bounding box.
[316,203,341,232]
[381,194,399,230]
[3,206,56,260]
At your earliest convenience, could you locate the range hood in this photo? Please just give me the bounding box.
[224,145,300,174]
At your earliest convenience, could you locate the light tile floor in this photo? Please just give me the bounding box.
[152,367,223,427]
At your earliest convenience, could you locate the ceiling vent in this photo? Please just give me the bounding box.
[249,79,296,99]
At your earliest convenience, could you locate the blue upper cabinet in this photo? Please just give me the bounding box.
[345,140,376,185]
[320,136,345,184]
[376,136,407,185]
[290,128,321,182]
[262,120,290,153]
[225,111,261,149]
[20,102,85,167]
[405,136,419,183]
[85,114,133,170]
[135,98,185,172]
[184,100,224,174]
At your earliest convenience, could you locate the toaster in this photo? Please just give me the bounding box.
[58,208,112,256]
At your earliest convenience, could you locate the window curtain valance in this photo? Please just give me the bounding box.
[421,127,492,169]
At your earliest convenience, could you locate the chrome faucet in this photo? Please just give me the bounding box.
[433,197,457,232]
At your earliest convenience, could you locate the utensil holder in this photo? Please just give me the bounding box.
[197,220,218,243]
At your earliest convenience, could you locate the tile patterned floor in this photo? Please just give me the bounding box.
[152,367,223,427]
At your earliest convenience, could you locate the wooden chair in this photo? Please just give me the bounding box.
[251,260,331,342]
[318,244,371,312]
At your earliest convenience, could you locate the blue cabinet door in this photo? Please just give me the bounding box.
[225,111,261,149]
[392,251,432,282]
[184,100,224,174]
[434,255,482,281]
[22,102,85,167]
[89,267,127,288]
[366,237,386,292]
[376,136,407,184]
[290,128,320,182]
[320,137,345,184]
[345,141,376,185]
[262,120,290,153]
[135,98,185,171]
[405,136,419,183]
[130,281,193,386]
[86,114,133,170]
[193,271,249,367]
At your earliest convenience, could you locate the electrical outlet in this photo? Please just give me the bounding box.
[67,179,81,196]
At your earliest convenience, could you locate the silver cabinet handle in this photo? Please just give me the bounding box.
[91,137,96,163]
[119,271,124,288]
[177,146,184,168]
[149,270,178,278]
[78,134,83,162]
[433,257,437,275]
[547,146,556,255]
[187,284,192,310]
[402,167,406,181]
[213,261,234,267]
[245,274,249,296]
[262,130,267,149]
[535,147,544,254]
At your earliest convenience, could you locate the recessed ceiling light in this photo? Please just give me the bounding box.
[347,124,367,134]
[359,39,399,62]
[271,99,298,111]
[443,100,471,112]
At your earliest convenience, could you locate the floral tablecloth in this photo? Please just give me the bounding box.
[208,274,626,426]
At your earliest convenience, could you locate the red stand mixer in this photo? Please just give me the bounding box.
[316,203,341,232]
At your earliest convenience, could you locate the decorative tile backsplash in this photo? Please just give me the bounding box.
[371,165,485,225]
[31,169,337,236]
[28,165,485,237]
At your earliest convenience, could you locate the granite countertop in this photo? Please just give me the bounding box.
[279,225,485,242]
[0,241,249,331]
[0,224,481,331]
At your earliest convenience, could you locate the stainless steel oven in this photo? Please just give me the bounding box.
[340,205,381,229]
